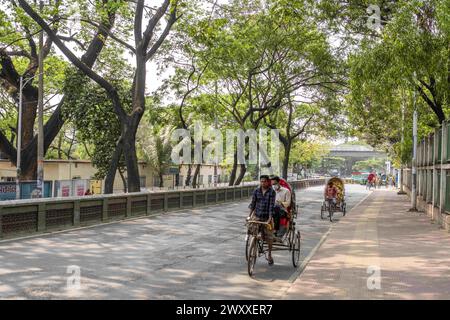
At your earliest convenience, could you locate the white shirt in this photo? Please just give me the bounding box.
[274,186,291,208]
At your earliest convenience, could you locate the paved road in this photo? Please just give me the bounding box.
[0,185,369,299]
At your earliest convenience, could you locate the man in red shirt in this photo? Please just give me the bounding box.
[367,172,375,189]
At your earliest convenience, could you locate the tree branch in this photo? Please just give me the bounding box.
[58,35,87,51]
[134,0,144,46]
[146,7,180,61]
[17,0,127,121]
[0,130,16,163]
[141,0,170,51]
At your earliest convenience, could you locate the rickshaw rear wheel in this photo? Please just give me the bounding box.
[245,234,250,261]
[328,201,333,222]
[287,223,295,250]
[292,231,301,267]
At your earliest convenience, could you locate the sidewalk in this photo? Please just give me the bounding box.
[285,189,450,299]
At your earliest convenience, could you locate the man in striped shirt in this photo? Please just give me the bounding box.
[248,175,276,265]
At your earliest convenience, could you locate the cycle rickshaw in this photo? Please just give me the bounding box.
[320,177,346,222]
[244,182,301,277]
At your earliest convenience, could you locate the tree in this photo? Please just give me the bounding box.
[138,123,173,188]
[63,70,131,193]
[289,139,330,174]
[0,0,116,179]
[347,0,449,124]
[321,156,346,174]
[167,0,347,185]
[18,0,182,193]
[353,157,386,172]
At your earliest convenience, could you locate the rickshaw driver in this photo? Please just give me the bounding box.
[247,175,276,265]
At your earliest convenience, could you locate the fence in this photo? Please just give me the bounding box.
[0,181,53,201]
[0,178,325,240]
[402,120,450,230]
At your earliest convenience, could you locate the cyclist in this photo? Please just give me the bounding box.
[248,175,276,265]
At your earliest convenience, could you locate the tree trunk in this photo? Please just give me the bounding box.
[21,94,38,148]
[282,142,291,180]
[104,140,122,194]
[122,121,141,193]
[192,164,201,188]
[185,164,192,186]
[234,164,246,185]
[229,149,238,186]
[159,172,164,188]
[124,50,146,193]
[119,168,127,193]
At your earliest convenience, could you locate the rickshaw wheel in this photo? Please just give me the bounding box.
[245,234,250,261]
[292,231,301,267]
[287,222,295,250]
[320,204,325,220]
[247,236,258,276]
[328,202,333,222]
[343,203,347,216]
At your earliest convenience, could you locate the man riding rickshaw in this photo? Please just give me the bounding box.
[321,177,346,222]
[246,174,301,271]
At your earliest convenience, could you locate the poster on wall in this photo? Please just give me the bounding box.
[0,183,16,201]
[58,180,72,197]
[74,179,87,196]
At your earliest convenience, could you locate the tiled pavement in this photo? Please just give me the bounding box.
[284,189,450,299]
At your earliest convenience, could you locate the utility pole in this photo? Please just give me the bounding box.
[36,0,45,198]
[214,81,218,187]
[16,77,23,199]
[410,74,418,211]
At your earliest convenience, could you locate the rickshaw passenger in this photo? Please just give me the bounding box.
[270,176,291,237]
[278,177,291,193]
[325,182,337,205]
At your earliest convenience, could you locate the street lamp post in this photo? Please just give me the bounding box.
[398,100,406,195]
[410,79,418,211]
[36,0,45,198]
[16,76,24,200]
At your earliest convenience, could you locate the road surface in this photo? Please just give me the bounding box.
[0,184,369,299]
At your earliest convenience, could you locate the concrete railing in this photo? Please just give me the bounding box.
[0,179,325,240]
